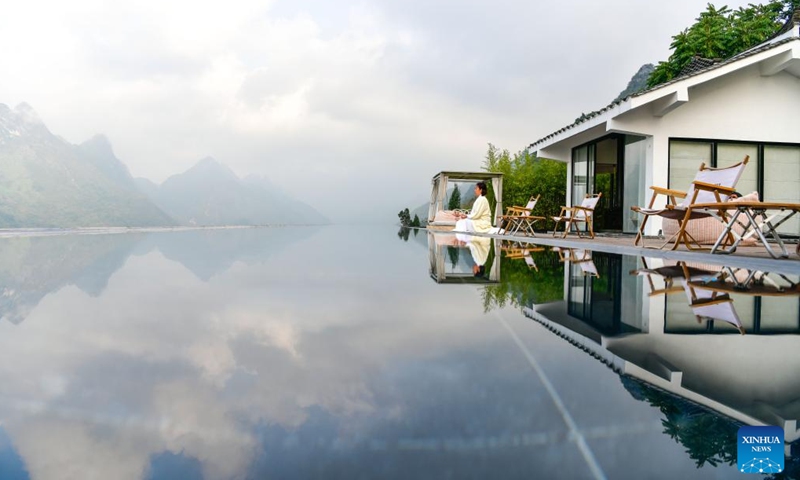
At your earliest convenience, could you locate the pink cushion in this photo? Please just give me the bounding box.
[434,210,458,223]
[662,192,760,245]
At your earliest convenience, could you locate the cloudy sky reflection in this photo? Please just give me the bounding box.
[0,227,747,479]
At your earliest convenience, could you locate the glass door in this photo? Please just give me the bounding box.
[571,145,594,206]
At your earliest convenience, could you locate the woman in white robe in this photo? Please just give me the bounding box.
[454,182,493,233]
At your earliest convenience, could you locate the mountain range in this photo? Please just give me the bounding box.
[0,103,327,227]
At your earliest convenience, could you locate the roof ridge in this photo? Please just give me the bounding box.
[529,36,799,150]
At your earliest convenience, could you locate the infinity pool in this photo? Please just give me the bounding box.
[0,225,797,479]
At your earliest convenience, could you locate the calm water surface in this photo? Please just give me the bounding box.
[0,226,798,479]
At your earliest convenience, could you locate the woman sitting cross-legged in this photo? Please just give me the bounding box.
[454,182,493,233]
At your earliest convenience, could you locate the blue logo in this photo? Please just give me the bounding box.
[738,426,784,474]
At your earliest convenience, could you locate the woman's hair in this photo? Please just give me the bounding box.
[476,181,487,196]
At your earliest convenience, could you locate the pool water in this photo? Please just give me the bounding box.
[0,225,797,479]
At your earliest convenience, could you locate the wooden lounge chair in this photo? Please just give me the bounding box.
[498,195,544,236]
[552,193,602,239]
[631,156,749,250]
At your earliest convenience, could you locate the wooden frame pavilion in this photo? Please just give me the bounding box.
[427,171,503,229]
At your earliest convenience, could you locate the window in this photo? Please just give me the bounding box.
[764,145,800,235]
[670,140,800,237]
[669,141,711,189]
[717,143,758,195]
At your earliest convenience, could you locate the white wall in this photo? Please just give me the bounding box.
[538,62,800,235]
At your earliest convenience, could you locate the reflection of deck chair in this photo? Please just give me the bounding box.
[632,156,749,250]
[504,242,545,271]
[631,259,745,334]
[499,195,544,236]
[688,267,800,296]
[631,258,717,297]
[684,281,745,335]
[552,193,602,239]
[553,247,599,277]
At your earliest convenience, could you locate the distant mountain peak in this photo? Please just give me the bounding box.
[0,102,53,143]
[14,102,44,125]
[80,134,115,155]
[83,133,112,147]
[188,156,239,179]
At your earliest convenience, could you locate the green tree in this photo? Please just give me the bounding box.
[647,1,794,88]
[482,143,567,232]
[411,214,421,227]
[397,208,411,226]
[447,185,462,210]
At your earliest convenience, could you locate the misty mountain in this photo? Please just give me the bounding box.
[141,157,329,226]
[0,103,174,227]
[614,64,655,103]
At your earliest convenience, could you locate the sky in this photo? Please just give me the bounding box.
[0,0,758,223]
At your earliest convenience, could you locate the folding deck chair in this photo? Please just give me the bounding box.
[498,195,544,236]
[552,193,602,239]
[631,156,749,250]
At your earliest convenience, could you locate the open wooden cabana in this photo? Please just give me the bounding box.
[427,171,503,230]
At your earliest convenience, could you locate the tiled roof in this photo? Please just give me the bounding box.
[677,56,719,77]
[530,33,799,150]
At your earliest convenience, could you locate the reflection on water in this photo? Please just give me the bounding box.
[444,230,800,477]
[427,232,499,283]
[0,228,319,327]
[1,226,799,478]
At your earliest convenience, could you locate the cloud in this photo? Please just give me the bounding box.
[0,0,759,221]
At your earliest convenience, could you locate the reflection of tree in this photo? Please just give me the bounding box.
[447,246,460,268]
[481,248,564,313]
[397,227,410,241]
[765,442,800,479]
[621,376,739,468]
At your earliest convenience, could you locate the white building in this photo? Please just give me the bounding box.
[530,16,800,236]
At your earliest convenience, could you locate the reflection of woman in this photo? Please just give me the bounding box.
[468,236,490,277]
[455,234,491,277]
[454,182,492,233]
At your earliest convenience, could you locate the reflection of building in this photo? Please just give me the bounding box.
[427,232,501,284]
[524,250,800,451]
